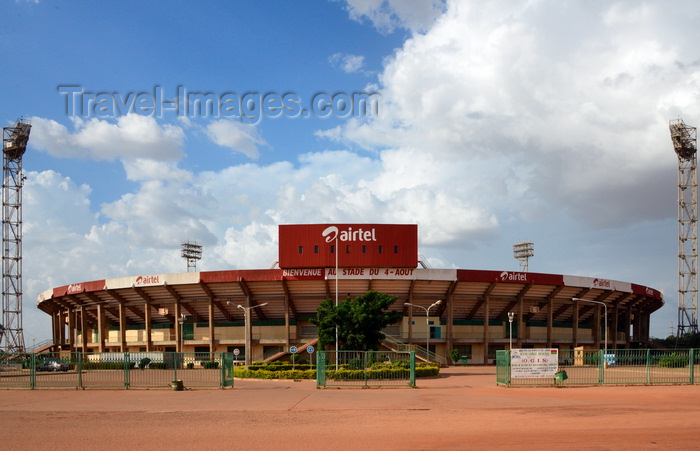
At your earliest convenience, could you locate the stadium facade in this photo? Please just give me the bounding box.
[37,224,663,364]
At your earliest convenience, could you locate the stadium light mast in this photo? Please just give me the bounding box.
[513,241,534,272]
[181,241,202,272]
[1,119,31,354]
[670,118,699,337]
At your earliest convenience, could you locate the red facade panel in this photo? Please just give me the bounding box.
[631,283,664,302]
[278,224,418,269]
[53,279,106,297]
[200,269,282,283]
[457,269,564,286]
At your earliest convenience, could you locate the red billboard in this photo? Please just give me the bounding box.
[278,224,418,269]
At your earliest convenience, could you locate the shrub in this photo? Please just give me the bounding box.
[449,348,460,363]
[658,354,688,368]
[138,357,151,369]
[187,362,195,369]
[203,361,219,369]
[393,359,410,369]
[415,366,440,378]
[347,358,364,370]
[233,367,315,380]
[149,362,167,370]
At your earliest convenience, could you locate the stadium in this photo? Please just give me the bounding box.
[36,224,663,365]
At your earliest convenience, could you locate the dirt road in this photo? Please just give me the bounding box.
[2,366,699,450]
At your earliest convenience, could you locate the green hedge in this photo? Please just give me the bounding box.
[235,360,440,380]
[234,368,316,379]
[249,362,313,371]
[658,354,689,368]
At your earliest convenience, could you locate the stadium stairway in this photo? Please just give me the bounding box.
[382,335,447,367]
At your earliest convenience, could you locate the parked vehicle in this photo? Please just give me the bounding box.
[36,358,70,372]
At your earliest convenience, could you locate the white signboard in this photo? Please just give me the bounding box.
[510,348,559,379]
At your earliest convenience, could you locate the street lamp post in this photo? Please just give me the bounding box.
[178,314,187,353]
[178,314,187,369]
[571,297,607,367]
[404,300,442,363]
[508,312,515,351]
[229,301,268,369]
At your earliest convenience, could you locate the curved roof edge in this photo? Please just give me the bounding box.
[37,267,663,306]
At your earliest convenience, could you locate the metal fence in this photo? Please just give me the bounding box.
[0,352,234,389]
[496,348,699,387]
[316,350,416,388]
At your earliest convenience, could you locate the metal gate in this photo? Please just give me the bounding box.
[316,350,415,388]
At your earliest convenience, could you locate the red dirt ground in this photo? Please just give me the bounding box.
[2,366,700,450]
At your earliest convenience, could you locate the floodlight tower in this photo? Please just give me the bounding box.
[181,241,202,272]
[513,241,534,272]
[1,119,31,354]
[670,118,699,337]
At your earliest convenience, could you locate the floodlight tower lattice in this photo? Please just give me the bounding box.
[181,241,202,272]
[1,119,31,354]
[513,241,534,272]
[670,118,699,337]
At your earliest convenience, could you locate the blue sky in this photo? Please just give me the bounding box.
[2,0,699,344]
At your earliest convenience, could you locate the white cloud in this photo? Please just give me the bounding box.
[329,52,367,74]
[205,120,267,159]
[343,0,446,33]
[324,0,700,229]
[30,114,185,161]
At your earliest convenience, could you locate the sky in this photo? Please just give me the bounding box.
[2,0,700,345]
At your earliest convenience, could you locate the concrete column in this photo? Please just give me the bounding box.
[613,303,619,349]
[516,298,524,348]
[80,307,88,352]
[58,310,66,347]
[546,298,553,348]
[208,297,215,353]
[446,294,454,356]
[407,295,413,345]
[174,300,182,353]
[144,300,152,352]
[625,306,632,349]
[572,300,579,348]
[593,306,601,349]
[284,294,290,348]
[118,304,127,352]
[482,295,490,364]
[52,310,60,347]
[67,308,75,350]
[97,304,105,352]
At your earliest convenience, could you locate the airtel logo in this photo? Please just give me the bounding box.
[593,278,611,288]
[322,226,377,243]
[500,271,527,282]
[135,275,160,285]
[67,283,83,294]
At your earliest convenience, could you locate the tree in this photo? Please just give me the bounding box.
[311,291,402,351]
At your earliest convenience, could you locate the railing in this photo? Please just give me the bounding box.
[26,338,54,353]
[383,335,447,366]
[497,348,700,387]
[0,352,234,389]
